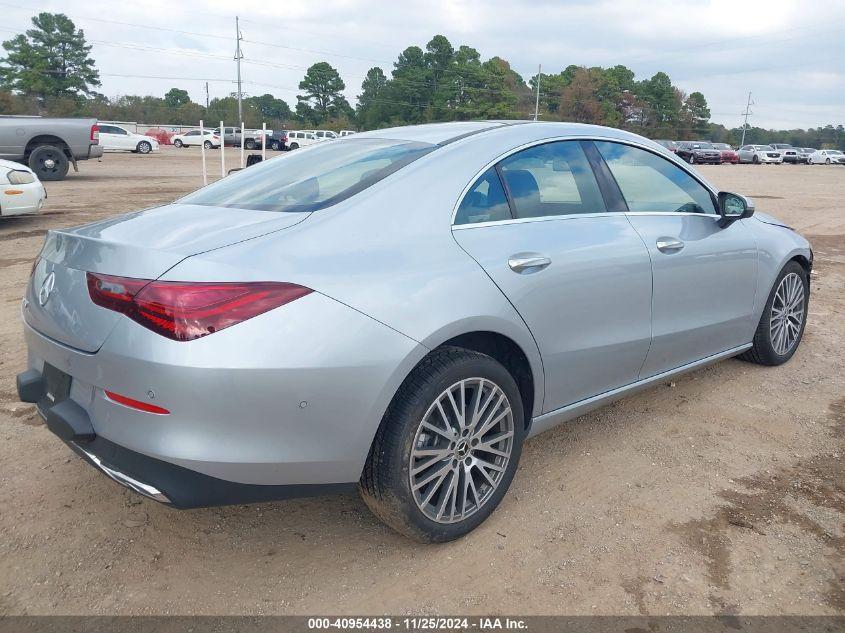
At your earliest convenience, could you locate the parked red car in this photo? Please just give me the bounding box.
[712,143,739,164]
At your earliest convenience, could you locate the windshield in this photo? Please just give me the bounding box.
[691,142,713,149]
[759,146,775,151]
[712,143,731,150]
[180,138,436,212]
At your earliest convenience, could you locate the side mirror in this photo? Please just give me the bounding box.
[717,191,754,227]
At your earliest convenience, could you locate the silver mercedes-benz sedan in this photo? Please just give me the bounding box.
[17,121,812,542]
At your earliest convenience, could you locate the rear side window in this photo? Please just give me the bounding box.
[180,138,436,212]
[595,141,716,215]
[498,141,606,218]
[454,168,511,225]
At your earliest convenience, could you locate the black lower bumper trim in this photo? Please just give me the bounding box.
[66,436,357,509]
[47,399,95,443]
[16,369,44,403]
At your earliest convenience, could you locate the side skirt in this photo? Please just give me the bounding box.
[527,343,752,438]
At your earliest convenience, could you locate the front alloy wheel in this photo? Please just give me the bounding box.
[740,261,809,366]
[360,347,525,542]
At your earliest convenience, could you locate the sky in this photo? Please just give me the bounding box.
[1,0,843,129]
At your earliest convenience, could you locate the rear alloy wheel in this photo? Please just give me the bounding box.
[271,141,281,151]
[290,142,299,150]
[28,145,69,181]
[203,140,213,149]
[360,347,525,542]
[173,139,183,148]
[137,141,152,154]
[740,261,808,366]
[245,139,256,150]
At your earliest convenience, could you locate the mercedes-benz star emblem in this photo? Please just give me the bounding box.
[38,271,56,307]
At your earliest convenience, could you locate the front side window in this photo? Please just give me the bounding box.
[180,138,435,212]
[594,141,716,215]
[454,167,511,225]
[498,141,607,218]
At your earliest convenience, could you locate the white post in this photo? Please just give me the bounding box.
[533,64,541,122]
[200,119,207,186]
[261,121,266,161]
[240,120,245,168]
[220,120,225,177]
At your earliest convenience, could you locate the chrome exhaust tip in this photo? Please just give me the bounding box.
[76,446,171,504]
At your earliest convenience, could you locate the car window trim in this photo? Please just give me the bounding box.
[451,135,720,228]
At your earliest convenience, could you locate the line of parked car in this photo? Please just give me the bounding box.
[655,139,844,165]
[170,127,357,152]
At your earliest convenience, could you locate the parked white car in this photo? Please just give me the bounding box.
[0,159,45,217]
[737,145,782,164]
[98,124,159,154]
[286,131,319,149]
[172,130,220,149]
[808,149,845,165]
[339,130,356,137]
[302,130,338,142]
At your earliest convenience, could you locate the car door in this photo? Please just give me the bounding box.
[593,141,758,378]
[452,140,653,413]
[110,126,134,150]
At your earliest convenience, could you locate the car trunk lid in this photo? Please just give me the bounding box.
[25,204,310,352]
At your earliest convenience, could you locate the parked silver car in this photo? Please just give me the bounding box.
[17,121,812,541]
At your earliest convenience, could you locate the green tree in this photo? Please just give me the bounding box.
[0,12,99,105]
[681,91,710,136]
[297,62,347,125]
[246,93,292,122]
[163,87,190,109]
[356,67,388,129]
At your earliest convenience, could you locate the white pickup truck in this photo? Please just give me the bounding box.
[0,116,103,181]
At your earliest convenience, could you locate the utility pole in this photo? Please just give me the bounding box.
[235,16,243,123]
[740,91,753,146]
[533,64,541,122]
[205,82,209,109]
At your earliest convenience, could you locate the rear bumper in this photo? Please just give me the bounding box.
[18,290,426,503]
[18,370,356,507]
[87,144,104,159]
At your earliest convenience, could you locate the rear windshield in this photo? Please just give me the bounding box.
[180,138,435,212]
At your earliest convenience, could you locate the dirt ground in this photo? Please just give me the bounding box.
[0,147,843,616]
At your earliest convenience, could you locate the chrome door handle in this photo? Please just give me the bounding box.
[656,238,685,253]
[508,253,551,274]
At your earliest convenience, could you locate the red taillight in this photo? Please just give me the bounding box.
[87,273,312,341]
[105,390,170,415]
[91,124,99,143]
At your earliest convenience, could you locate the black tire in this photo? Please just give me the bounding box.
[752,155,760,164]
[825,158,831,165]
[245,139,256,150]
[137,141,152,154]
[173,139,183,148]
[688,154,695,164]
[271,141,281,151]
[360,347,526,543]
[739,261,809,366]
[290,142,299,150]
[203,140,213,149]
[27,145,69,181]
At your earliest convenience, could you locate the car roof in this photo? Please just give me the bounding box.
[352,120,667,147]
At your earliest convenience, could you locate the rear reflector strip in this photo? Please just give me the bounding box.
[105,390,170,415]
